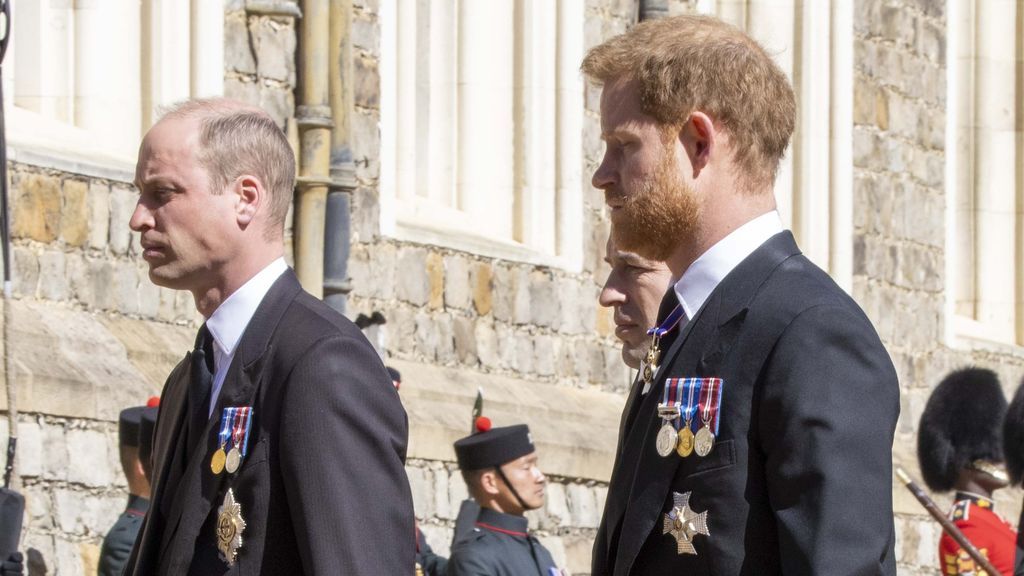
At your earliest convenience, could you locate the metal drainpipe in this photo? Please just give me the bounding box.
[639,0,669,21]
[295,0,332,298]
[324,0,357,314]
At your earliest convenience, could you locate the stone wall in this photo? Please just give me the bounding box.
[853,0,1024,573]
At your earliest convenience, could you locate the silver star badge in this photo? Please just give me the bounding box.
[662,491,709,555]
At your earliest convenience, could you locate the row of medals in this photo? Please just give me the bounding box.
[645,341,715,459]
[211,442,243,475]
[657,407,715,458]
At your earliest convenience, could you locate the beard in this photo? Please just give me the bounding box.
[609,154,700,262]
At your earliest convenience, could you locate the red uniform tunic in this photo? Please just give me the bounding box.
[939,492,1017,576]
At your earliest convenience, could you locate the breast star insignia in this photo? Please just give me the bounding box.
[662,491,709,555]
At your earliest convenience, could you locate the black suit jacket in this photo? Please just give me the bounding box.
[593,232,900,575]
[125,270,414,575]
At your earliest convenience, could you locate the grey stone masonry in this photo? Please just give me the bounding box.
[854,0,1024,571]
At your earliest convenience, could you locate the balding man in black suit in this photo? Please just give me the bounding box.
[124,98,413,575]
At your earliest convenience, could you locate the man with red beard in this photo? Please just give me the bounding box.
[583,15,899,576]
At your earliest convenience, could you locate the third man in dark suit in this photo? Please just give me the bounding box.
[583,14,900,575]
[123,98,414,575]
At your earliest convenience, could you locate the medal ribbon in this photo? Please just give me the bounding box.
[680,378,703,432]
[230,407,253,457]
[661,378,695,428]
[646,304,686,339]
[217,407,236,449]
[240,407,253,457]
[696,378,724,435]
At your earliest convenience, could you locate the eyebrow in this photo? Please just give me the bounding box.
[600,128,641,142]
[614,251,649,266]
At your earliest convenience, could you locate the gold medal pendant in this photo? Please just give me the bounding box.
[210,447,227,475]
[694,425,715,457]
[656,422,678,457]
[225,447,242,474]
[676,425,695,457]
[642,361,655,385]
[645,337,661,368]
[643,336,661,385]
[217,488,246,566]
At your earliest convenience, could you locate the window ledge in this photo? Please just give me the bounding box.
[391,214,582,272]
[949,315,1024,355]
[6,106,136,183]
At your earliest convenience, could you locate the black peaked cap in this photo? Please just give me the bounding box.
[918,367,1006,492]
[138,407,158,466]
[454,424,534,471]
[118,407,146,447]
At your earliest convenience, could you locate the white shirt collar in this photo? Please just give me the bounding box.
[206,258,289,356]
[674,211,785,319]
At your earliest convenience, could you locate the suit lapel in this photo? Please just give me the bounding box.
[613,292,718,575]
[130,357,190,575]
[155,271,303,569]
[612,231,801,575]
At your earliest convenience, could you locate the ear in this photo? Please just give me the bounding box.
[678,111,715,179]
[234,174,264,228]
[479,470,502,497]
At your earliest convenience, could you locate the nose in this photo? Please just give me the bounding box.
[129,199,153,232]
[533,466,546,484]
[592,149,617,191]
[599,272,627,309]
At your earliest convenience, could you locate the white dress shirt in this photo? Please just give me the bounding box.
[640,211,785,395]
[205,257,288,416]
[674,211,785,320]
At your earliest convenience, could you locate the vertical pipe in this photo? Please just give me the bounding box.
[324,0,356,313]
[638,0,669,21]
[296,0,333,297]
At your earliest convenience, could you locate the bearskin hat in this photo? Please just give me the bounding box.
[917,367,1006,492]
[1003,379,1024,485]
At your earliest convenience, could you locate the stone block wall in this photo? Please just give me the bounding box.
[853,0,1024,573]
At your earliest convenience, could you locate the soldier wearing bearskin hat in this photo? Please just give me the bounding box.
[919,368,1016,575]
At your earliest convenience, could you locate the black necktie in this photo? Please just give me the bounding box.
[187,324,215,454]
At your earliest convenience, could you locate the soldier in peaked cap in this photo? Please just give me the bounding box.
[918,368,1016,576]
[447,418,568,576]
[98,400,159,576]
